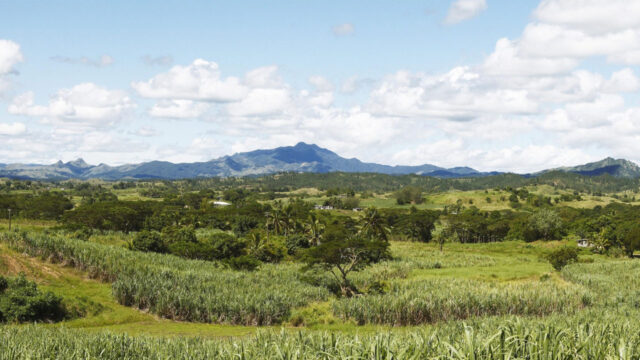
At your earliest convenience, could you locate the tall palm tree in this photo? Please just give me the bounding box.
[360,207,389,241]
[247,232,265,257]
[306,213,325,246]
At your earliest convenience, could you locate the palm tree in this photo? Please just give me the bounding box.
[266,208,286,236]
[306,213,325,246]
[247,232,265,258]
[281,206,295,237]
[360,207,389,241]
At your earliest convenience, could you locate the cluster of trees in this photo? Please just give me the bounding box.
[395,186,424,205]
[0,192,72,220]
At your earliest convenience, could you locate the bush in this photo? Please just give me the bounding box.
[546,246,578,271]
[0,274,66,323]
[285,234,309,255]
[254,240,287,263]
[227,255,261,271]
[205,233,247,260]
[131,230,166,253]
[161,226,197,244]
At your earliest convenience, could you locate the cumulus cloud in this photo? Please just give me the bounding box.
[534,0,640,35]
[0,122,26,136]
[0,39,24,93]
[0,40,23,74]
[8,83,135,132]
[332,23,355,36]
[482,38,577,76]
[444,0,487,25]
[132,59,247,101]
[50,55,114,67]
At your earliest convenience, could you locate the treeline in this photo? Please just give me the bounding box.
[0,192,72,220]
[151,171,640,194]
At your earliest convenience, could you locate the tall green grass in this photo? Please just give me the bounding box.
[3,319,640,359]
[333,279,591,326]
[0,231,328,325]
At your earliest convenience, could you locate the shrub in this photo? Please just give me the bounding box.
[227,255,261,271]
[131,230,166,253]
[546,246,578,271]
[161,226,197,244]
[0,274,66,323]
[285,234,309,255]
[204,233,246,260]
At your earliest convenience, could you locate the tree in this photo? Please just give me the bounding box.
[131,230,166,253]
[395,186,424,205]
[615,222,640,257]
[359,207,389,241]
[529,209,563,240]
[400,211,437,242]
[305,213,324,246]
[301,235,390,297]
[546,246,578,271]
[432,220,458,252]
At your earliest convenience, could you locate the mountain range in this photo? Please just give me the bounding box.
[0,142,639,180]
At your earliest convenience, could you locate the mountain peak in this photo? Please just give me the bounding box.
[67,158,91,168]
[547,157,640,178]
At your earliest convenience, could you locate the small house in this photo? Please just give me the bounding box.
[212,201,231,207]
[314,204,334,210]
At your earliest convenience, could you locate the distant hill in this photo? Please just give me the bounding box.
[540,157,640,178]
[0,143,638,180]
[0,142,490,180]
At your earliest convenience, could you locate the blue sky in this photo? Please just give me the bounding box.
[1,0,640,172]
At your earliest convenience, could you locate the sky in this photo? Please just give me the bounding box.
[1,0,640,173]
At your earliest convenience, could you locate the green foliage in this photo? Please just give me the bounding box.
[203,232,246,260]
[131,230,166,253]
[0,274,66,323]
[62,201,158,232]
[529,209,563,240]
[396,210,437,242]
[614,221,640,257]
[9,318,640,358]
[0,192,72,220]
[546,246,579,271]
[333,278,589,325]
[302,235,390,297]
[1,232,327,325]
[227,255,261,271]
[395,186,424,205]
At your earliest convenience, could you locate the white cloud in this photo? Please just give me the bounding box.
[308,76,333,92]
[0,40,23,75]
[0,122,26,136]
[132,59,247,102]
[133,127,160,137]
[141,55,173,66]
[482,38,577,76]
[534,0,640,35]
[444,0,487,25]
[604,68,640,93]
[244,66,283,88]
[50,55,114,67]
[149,100,210,119]
[8,83,135,132]
[332,23,355,36]
[0,39,23,94]
[227,88,292,117]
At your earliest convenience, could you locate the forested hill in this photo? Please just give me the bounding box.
[0,142,639,181]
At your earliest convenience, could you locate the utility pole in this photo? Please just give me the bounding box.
[7,208,11,231]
